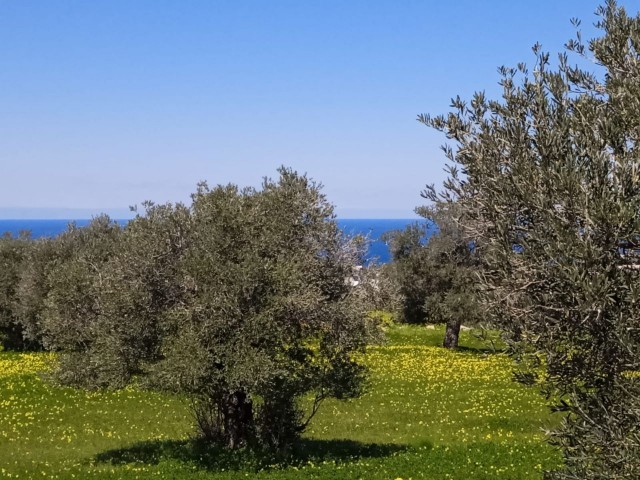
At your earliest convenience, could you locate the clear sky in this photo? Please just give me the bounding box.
[0,0,635,219]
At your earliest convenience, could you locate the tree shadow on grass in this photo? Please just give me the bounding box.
[95,438,408,472]
[455,344,502,355]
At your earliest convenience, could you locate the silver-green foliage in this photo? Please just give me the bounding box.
[41,168,377,451]
[383,203,481,349]
[152,168,376,449]
[0,231,32,350]
[420,2,640,478]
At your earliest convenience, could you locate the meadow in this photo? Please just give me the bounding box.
[0,325,561,479]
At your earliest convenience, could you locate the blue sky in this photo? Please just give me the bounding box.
[0,0,635,219]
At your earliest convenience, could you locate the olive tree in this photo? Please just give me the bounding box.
[384,203,480,348]
[39,216,126,385]
[0,231,32,350]
[420,2,640,477]
[417,203,481,349]
[15,236,67,349]
[41,206,191,388]
[151,168,377,450]
[383,223,432,324]
[44,168,378,451]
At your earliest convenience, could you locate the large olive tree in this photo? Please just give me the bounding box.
[421,2,640,477]
[44,168,377,451]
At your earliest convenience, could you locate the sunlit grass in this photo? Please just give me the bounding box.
[0,325,561,479]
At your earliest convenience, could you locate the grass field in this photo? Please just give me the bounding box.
[0,325,561,479]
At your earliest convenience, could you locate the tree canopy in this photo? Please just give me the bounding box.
[9,168,378,451]
[421,2,640,477]
[384,202,480,349]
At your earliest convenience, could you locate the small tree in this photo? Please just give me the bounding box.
[417,203,481,349]
[0,231,32,350]
[383,223,432,324]
[42,207,191,389]
[15,236,65,349]
[420,2,640,477]
[385,203,480,348]
[39,216,126,385]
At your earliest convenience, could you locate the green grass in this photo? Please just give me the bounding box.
[0,325,562,479]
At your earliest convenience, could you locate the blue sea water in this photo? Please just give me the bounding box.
[0,218,428,264]
[0,219,119,239]
[339,219,430,263]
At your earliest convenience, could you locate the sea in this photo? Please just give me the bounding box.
[0,218,429,264]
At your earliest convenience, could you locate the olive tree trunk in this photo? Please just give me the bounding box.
[223,391,254,449]
[443,319,461,349]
